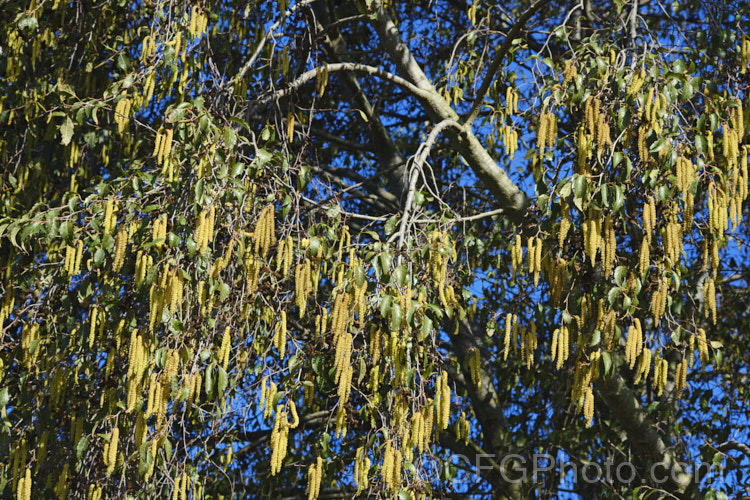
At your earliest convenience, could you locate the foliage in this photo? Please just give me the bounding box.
[1,0,749,498]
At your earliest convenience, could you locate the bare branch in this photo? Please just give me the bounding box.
[254,62,434,107]
[225,0,318,93]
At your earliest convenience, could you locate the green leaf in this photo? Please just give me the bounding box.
[617,107,631,129]
[224,126,237,149]
[326,204,341,218]
[393,265,407,287]
[218,281,231,301]
[60,117,75,146]
[391,303,403,330]
[607,286,622,305]
[649,138,667,153]
[92,247,105,267]
[573,175,588,199]
[17,15,38,31]
[590,329,601,346]
[168,232,181,248]
[76,434,90,459]
[138,443,153,477]
[614,266,627,286]
[20,222,43,243]
[398,490,413,500]
[612,152,623,168]
[612,184,625,212]
[695,135,707,155]
[354,265,366,287]
[384,215,399,236]
[205,365,215,396]
[600,184,609,207]
[217,367,228,396]
[380,295,392,318]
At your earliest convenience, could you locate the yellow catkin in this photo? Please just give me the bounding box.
[207,206,215,250]
[705,277,717,324]
[469,348,481,390]
[195,210,206,253]
[307,457,323,500]
[602,216,616,278]
[382,442,394,490]
[259,376,268,413]
[106,426,119,476]
[274,311,287,359]
[103,197,114,236]
[698,329,709,366]
[135,414,146,454]
[644,88,654,122]
[537,112,549,157]
[181,474,189,500]
[551,328,559,366]
[628,68,645,96]
[145,373,158,418]
[264,382,277,420]
[270,406,289,475]
[625,325,636,368]
[503,313,513,361]
[558,206,570,248]
[220,326,231,370]
[533,237,542,287]
[675,358,688,398]
[391,448,402,490]
[526,237,535,274]
[648,196,656,239]
[656,357,668,397]
[16,467,31,500]
[562,60,577,86]
[639,237,650,276]
[73,239,84,276]
[64,245,75,276]
[583,211,602,265]
[334,405,347,438]
[525,322,537,369]
[583,385,594,427]
[438,370,450,430]
[634,348,652,384]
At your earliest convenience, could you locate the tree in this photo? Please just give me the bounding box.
[1,0,749,498]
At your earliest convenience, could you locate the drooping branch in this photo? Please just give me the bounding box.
[463,0,552,125]
[310,0,408,200]
[395,119,463,249]
[225,0,318,93]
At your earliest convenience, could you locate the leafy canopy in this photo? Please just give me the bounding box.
[1,0,750,499]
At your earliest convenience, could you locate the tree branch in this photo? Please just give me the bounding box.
[595,353,700,498]
[254,62,434,107]
[715,440,750,459]
[359,0,529,218]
